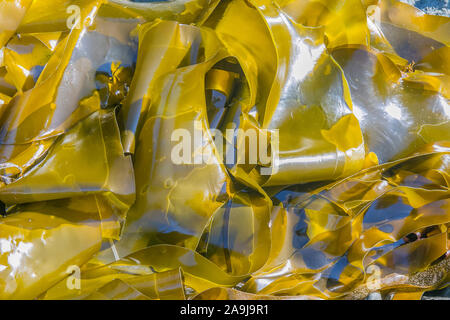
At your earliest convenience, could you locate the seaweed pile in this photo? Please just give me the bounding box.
[0,0,449,299]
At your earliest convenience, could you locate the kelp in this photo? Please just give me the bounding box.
[0,0,448,300]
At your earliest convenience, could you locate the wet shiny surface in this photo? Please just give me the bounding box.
[0,0,449,299]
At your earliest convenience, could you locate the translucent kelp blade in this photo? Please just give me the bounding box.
[0,197,103,299]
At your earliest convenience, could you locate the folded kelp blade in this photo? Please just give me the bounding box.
[43,267,187,300]
[205,0,367,186]
[0,110,135,298]
[242,143,450,299]
[0,2,135,145]
[111,0,367,262]
[0,110,135,216]
[1,33,58,95]
[15,0,219,34]
[346,252,450,300]
[120,19,224,154]
[0,197,103,299]
[41,245,246,300]
[225,0,450,186]
[38,143,448,300]
[110,20,233,259]
[0,0,33,48]
[107,18,275,280]
[192,287,322,300]
[1,0,220,146]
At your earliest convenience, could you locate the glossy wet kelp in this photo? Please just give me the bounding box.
[0,0,448,300]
